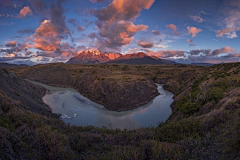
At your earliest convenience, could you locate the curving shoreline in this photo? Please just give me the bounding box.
[27,80,174,129]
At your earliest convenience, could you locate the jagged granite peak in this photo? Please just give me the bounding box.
[104,52,122,60]
[67,49,110,64]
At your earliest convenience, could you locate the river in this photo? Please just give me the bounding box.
[28,80,174,130]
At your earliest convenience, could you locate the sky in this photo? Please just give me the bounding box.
[0,0,240,65]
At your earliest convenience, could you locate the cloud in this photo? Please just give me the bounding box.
[155,44,169,48]
[31,0,47,19]
[90,0,104,3]
[28,0,74,57]
[92,0,155,51]
[146,50,184,58]
[186,39,193,43]
[187,26,202,37]
[5,41,17,47]
[216,27,239,38]
[187,46,239,63]
[77,25,85,31]
[68,18,77,26]
[19,6,33,17]
[226,32,238,39]
[189,44,196,46]
[17,29,35,35]
[188,46,234,56]
[152,30,161,35]
[88,32,98,39]
[166,24,177,31]
[137,40,154,48]
[95,20,148,51]
[188,15,205,23]
[211,46,234,56]
[189,49,211,55]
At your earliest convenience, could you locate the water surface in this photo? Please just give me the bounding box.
[29,80,173,130]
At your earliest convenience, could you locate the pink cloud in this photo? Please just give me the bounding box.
[186,39,193,43]
[146,50,184,58]
[187,26,202,37]
[93,0,155,51]
[188,15,205,23]
[19,6,33,17]
[166,24,177,31]
[216,27,239,38]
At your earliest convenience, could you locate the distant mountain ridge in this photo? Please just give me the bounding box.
[67,50,176,65]
[107,52,176,65]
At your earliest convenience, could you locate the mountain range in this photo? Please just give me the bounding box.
[67,50,176,65]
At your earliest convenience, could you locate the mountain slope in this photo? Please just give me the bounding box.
[0,67,53,116]
[67,50,111,64]
[107,52,176,64]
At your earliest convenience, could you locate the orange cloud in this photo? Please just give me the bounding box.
[19,6,33,17]
[187,26,202,37]
[93,0,155,51]
[118,20,148,33]
[5,41,17,47]
[186,39,193,43]
[166,24,177,31]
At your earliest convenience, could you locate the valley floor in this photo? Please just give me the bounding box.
[1,63,240,159]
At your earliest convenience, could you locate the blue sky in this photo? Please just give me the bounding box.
[0,0,240,64]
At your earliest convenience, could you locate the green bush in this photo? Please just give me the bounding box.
[207,87,224,102]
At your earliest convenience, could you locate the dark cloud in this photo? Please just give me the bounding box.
[5,41,17,47]
[88,32,98,39]
[77,25,85,31]
[152,30,161,35]
[68,18,77,26]
[189,49,211,55]
[17,29,35,35]
[90,0,104,3]
[137,40,154,48]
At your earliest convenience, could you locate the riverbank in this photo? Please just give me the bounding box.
[28,80,173,129]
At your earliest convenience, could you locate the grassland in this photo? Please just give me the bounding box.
[1,62,240,159]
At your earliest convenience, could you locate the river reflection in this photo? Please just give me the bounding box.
[28,80,173,130]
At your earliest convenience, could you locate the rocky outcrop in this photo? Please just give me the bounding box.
[74,73,159,111]
[0,68,54,116]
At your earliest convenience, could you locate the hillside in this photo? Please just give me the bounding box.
[1,63,240,159]
[13,63,159,111]
[107,52,176,64]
